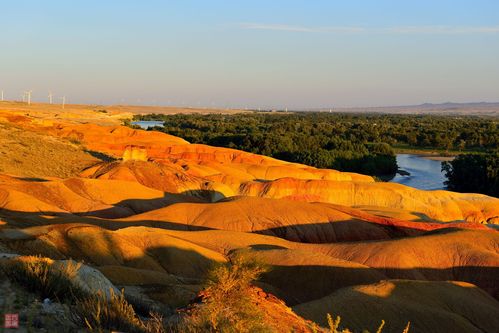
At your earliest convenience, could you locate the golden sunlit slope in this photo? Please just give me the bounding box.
[0,174,201,223]
[2,173,489,241]
[108,227,499,303]
[80,158,499,223]
[121,196,393,242]
[309,228,499,297]
[0,122,100,178]
[240,177,499,223]
[2,107,498,225]
[120,196,491,241]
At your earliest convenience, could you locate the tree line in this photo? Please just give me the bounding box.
[132,113,404,176]
[443,152,499,197]
[130,112,498,196]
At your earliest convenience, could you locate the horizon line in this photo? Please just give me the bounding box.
[240,23,499,35]
[2,99,499,111]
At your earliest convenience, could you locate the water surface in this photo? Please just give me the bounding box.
[390,154,448,190]
[132,120,164,129]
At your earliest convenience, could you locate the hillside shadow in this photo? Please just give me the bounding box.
[3,222,497,302]
[14,176,48,182]
[83,149,117,162]
[248,244,288,251]
[79,188,228,218]
[258,263,499,305]
[411,212,434,222]
[180,189,227,202]
[0,206,459,244]
[256,221,421,243]
[254,220,491,243]
[1,217,498,333]
[0,201,491,245]
[0,207,212,232]
[76,195,203,219]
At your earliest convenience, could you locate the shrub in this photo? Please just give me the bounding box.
[2,256,85,301]
[177,251,272,333]
[73,288,149,333]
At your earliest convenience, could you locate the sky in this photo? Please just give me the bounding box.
[1,0,499,108]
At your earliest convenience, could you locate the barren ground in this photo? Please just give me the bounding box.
[0,122,101,179]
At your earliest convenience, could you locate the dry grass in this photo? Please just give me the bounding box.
[0,122,100,178]
[2,256,85,301]
[2,256,164,332]
[72,288,170,333]
[326,313,409,333]
[73,288,149,333]
[176,251,273,333]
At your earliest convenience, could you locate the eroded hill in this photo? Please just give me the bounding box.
[0,105,498,332]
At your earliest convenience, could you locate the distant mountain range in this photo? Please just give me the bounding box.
[309,102,499,116]
[412,102,499,109]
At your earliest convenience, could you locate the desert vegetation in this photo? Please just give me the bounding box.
[1,256,161,332]
[72,288,160,333]
[175,251,273,332]
[2,256,85,302]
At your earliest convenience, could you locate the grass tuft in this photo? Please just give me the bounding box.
[176,250,272,332]
[72,288,149,333]
[2,256,85,301]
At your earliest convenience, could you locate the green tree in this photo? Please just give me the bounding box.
[442,151,499,197]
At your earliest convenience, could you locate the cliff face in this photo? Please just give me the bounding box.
[0,107,498,332]
[122,145,148,161]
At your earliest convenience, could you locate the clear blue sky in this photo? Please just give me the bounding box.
[1,0,498,108]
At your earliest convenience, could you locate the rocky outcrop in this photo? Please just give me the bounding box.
[122,145,148,161]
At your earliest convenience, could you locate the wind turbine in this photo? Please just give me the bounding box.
[60,96,66,109]
[25,90,32,105]
[48,91,53,104]
[1,90,3,101]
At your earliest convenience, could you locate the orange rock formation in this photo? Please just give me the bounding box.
[0,106,498,332]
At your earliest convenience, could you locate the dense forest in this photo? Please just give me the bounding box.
[443,152,499,197]
[129,112,498,193]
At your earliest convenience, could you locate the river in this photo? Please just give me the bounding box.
[132,120,164,129]
[390,154,449,190]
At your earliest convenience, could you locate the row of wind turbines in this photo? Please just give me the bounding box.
[0,90,66,109]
